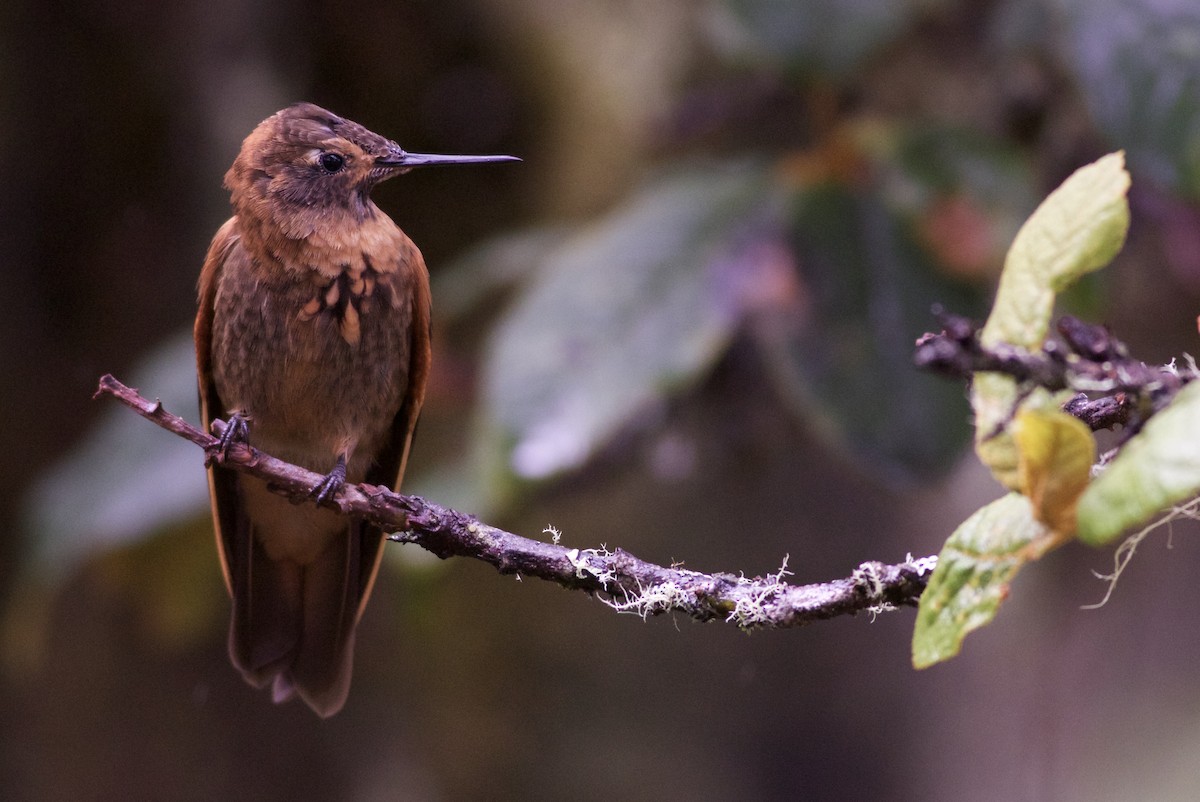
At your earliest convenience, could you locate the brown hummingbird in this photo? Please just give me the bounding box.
[195,102,517,716]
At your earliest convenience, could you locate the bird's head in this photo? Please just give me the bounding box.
[225,102,517,236]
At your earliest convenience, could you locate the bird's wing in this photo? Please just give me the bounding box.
[353,251,433,617]
[195,216,243,595]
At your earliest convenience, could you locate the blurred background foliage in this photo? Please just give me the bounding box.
[4,0,1200,799]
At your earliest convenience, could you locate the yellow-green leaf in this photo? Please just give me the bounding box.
[1077,380,1200,545]
[972,152,1130,486]
[981,151,1130,349]
[972,381,1059,490]
[912,493,1055,669]
[1013,407,1095,534]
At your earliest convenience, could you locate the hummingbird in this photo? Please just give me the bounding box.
[195,102,517,716]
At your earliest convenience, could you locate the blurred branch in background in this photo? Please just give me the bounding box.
[95,374,934,627]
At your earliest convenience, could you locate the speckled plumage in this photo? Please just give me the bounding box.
[196,104,432,717]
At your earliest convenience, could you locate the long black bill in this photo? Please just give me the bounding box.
[376,151,521,168]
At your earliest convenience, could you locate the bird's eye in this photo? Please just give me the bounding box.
[318,152,345,173]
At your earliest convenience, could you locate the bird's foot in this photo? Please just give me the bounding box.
[310,456,347,506]
[208,412,250,465]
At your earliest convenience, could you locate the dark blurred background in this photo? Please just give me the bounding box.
[4,0,1200,799]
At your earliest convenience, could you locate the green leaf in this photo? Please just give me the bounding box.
[761,123,1036,477]
[1077,379,1200,545]
[980,151,1130,350]
[478,163,782,493]
[761,181,987,478]
[715,0,924,77]
[972,152,1130,487]
[1060,0,1200,197]
[913,493,1055,669]
[881,126,1038,278]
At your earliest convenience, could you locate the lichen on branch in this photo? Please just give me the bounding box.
[94,373,933,629]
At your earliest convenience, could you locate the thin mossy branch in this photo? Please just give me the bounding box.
[94,373,934,628]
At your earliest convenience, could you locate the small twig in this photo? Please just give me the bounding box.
[94,374,935,628]
[914,311,1193,433]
